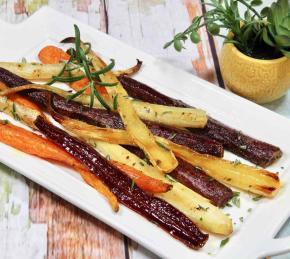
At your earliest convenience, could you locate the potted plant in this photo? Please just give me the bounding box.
[164,0,290,103]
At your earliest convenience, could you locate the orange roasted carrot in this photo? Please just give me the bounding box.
[9,94,42,113]
[70,78,108,96]
[71,77,91,94]
[111,161,172,194]
[0,121,118,211]
[38,45,70,64]
[0,81,42,113]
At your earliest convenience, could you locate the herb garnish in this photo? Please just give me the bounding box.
[49,24,117,109]
[252,195,263,201]
[167,133,177,140]
[227,192,240,208]
[196,205,209,211]
[113,94,118,110]
[155,141,170,151]
[130,180,135,191]
[231,159,241,166]
[240,145,247,150]
[12,103,20,121]
[220,237,230,248]
[161,111,173,115]
[165,174,177,183]
[139,161,145,166]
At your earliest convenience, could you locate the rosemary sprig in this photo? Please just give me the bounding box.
[45,24,116,110]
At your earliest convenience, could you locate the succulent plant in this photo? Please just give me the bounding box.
[262,0,290,57]
[164,0,290,59]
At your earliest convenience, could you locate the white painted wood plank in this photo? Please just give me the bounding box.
[0,164,47,259]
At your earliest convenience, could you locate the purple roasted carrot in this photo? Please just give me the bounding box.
[119,75,282,167]
[34,115,208,249]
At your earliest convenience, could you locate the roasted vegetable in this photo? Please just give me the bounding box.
[119,75,283,167]
[58,117,280,197]
[0,120,119,211]
[34,115,209,248]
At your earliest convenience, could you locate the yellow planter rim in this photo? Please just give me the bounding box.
[225,42,288,65]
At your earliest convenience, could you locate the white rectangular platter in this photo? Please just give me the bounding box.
[0,7,290,259]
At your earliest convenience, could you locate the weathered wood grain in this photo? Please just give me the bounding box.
[29,182,125,259]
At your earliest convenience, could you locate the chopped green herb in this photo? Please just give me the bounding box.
[196,205,209,211]
[220,237,230,247]
[1,120,9,125]
[227,192,240,208]
[130,180,135,191]
[231,159,241,166]
[113,94,118,110]
[155,141,170,151]
[239,217,244,223]
[248,208,252,212]
[161,111,173,115]
[199,217,203,221]
[168,133,177,140]
[252,195,263,201]
[231,195,240,208]
[240,145,247,150]
[165,174,177,183]
[12,103,20,121]
[139,161,145,166]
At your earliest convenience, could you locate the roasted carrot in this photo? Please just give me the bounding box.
[111,161,172,193]
[77,168,119,211]
[38,45,70,64]
[0,121,118,211]
[71,77,90,94]
[9,94,42,113]
[70,78,108,96]
[0,81,42,112]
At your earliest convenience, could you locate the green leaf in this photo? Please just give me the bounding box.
[174,39,183,52]
[260,7,270,17]
[262,28,275,47]
[207,23,220,35]
[281,48,290,58]
[94,87,111,110]
[66,84,89,102]
[244,9,251,21]
[190,31,201,43]
[220,237,230,247]
[243,24,254,42]
[250,0,262,6]
[92,59,115,76]
[274,35,290,47]
[113,94,118,110]
[163,41,173,49]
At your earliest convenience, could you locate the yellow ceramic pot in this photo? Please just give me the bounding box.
[220,43,290,103]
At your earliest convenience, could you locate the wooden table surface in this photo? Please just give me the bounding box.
[0,1,289,258]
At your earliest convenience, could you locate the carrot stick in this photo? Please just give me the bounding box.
[0,81,42,113]
[70,78,108,96]
[9,94,42,113]
[0,121,118,211]
[111,161,172,193]
[70,78,91,94]
[38,45,70,64]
